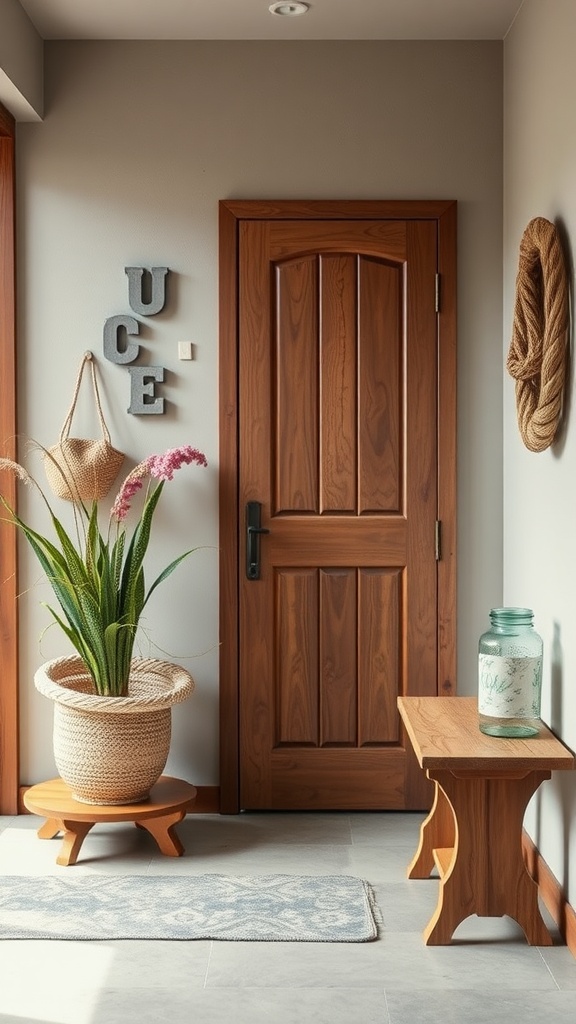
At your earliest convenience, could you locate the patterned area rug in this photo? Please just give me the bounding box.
[0,874,379,941]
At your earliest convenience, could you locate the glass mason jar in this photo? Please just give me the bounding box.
[478,607,543,738]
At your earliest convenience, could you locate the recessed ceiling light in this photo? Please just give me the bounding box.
[269,2,310,16]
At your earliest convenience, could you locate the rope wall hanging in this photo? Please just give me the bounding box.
[507,216,569,452]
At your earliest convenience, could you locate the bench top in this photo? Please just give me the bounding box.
[397,696,575,772]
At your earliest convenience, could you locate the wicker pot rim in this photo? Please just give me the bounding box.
[34,655,194,714]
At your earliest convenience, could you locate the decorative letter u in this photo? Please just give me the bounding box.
[125,266,169,316]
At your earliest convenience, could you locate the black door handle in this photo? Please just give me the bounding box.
[246,501,269,580]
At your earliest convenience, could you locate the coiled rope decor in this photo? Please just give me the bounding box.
[507,217,569,452]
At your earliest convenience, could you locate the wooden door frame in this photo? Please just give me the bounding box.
[219,199,457,813]
[0,102,18,814]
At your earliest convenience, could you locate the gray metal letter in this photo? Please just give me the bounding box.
[127,366,165,414]
[103,314,140,364]
[125,267,169,316]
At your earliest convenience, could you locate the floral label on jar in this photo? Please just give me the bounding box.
[478,655,542,718]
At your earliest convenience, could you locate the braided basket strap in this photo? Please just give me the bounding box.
[507,217,569,453]
[59,351,111,444]
[34,656,194,713]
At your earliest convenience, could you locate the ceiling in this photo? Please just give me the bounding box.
[18,0,525,41]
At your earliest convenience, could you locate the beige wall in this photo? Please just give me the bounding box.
[0,0,43,119]
[15,40,503,788]
[504,0,576,910]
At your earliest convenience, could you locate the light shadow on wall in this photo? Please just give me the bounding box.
[550,620,575,894]
[551,218,573,457]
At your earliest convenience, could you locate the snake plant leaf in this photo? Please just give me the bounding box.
[142,548,199,609]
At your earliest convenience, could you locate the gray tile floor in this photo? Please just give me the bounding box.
[1,809,575,1023]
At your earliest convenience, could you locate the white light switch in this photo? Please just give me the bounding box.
[178,341,193,360]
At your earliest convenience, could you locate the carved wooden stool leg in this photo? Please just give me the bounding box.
[136,810,186,856]
[56,820,95,866]
[37,818,63,840]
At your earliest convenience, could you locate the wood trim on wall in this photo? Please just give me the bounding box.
[218,202,241,814]
[0,102,18,815]
[218,199,458,814]
[437,201,457,695]
[523,830,576,959]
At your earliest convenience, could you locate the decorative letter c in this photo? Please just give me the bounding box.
[103,314,140,364]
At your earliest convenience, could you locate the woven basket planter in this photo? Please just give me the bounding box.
[34,656,194,805]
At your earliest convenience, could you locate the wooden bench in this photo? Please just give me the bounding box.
[397,696,575,945]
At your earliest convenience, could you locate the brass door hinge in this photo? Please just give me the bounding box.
[435,520,442,561]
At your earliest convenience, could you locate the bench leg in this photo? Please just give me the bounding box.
[421,768,552,946]
[407,780,455,879]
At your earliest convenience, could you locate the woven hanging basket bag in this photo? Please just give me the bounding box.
[35,657,194,805]
[44,351,125,502]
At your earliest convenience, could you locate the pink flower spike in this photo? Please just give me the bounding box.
[146,446,207,483]
[110,477,143,522]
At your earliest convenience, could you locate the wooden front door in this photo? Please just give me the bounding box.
[219,201,457,813]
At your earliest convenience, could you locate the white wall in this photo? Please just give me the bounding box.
[15,40,504,788]
[504,0,576,907]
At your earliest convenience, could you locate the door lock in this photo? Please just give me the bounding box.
[246,501,270,580]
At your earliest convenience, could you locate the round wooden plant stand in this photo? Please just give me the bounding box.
[23,776,197,866]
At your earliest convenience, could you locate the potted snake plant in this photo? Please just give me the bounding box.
[0,445,207,804]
